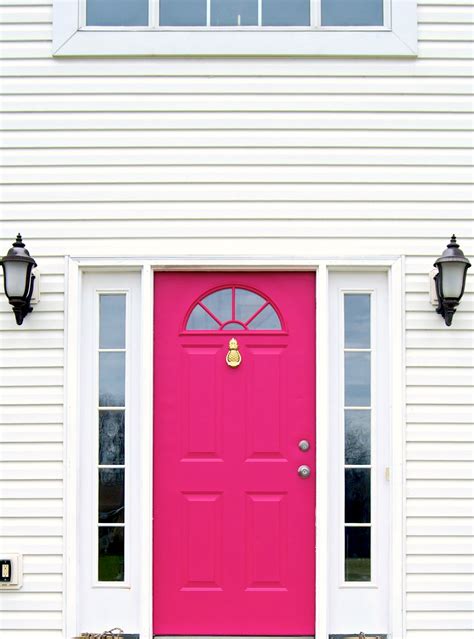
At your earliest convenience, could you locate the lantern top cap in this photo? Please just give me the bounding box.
[434,235,471,268]
[1,234,37,266]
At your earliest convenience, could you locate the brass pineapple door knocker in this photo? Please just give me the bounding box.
[226,338,242,368]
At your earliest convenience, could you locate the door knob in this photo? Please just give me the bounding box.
[298,464,311,478]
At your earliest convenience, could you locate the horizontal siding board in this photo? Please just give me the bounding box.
[2,202,474,222]
[3,94,474,112]
[406,574,474,592]
[0,615,62,631]
[3,148,474,168]
[0,594,62,612]
[407,461,474,480]
[407,480,474,499]
[4,130,472,147]
[0,500,63,517]
[0,481,62,500]
[407,612,474,631]
[0,425,63,443]
[407,442,474,461]
[0,518,62,536]
[0,536,63,553]
[2,58,474,77]
[0,442,62,461]
[407,424,474,443]
[3,165,473,184]
[0,461,63,480]
[1,220,473,239]
[2,184,473,202]
[0,368,63,386]
[407,517,474,536]
[0,350,64,368]
[407,593,474,612]
[407,555,474,573]
[2,76,474,94]
[407,499,474,517]
[406,366,474,385]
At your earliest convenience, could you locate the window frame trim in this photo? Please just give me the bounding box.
[53,0,417,56]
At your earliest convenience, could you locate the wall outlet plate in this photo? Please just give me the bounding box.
[0,554,23,590]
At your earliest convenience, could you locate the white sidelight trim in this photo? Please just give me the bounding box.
[53,0,417,56]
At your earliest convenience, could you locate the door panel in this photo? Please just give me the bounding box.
[153,272,316,635]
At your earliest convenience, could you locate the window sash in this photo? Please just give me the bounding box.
[80,0,392,31]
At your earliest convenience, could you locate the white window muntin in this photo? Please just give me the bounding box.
[339,288,377,588]
[79,0,392,31]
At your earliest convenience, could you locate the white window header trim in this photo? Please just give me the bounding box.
[53,0,417,57]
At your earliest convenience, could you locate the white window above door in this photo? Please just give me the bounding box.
[53,0,417,56]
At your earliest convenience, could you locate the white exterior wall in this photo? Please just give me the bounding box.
[0,1,473,637]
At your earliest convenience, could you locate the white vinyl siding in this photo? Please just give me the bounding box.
[0,0,473,637]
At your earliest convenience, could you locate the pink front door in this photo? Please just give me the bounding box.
[153,272,316,635]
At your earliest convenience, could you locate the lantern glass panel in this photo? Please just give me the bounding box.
[4,260,29,298]
[440,262,466,299]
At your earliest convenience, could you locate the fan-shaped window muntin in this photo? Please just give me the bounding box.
[186,287,283,331]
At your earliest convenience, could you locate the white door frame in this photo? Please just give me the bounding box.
[64,256,405,639]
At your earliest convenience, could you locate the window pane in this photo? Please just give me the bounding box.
[344,294,370,349]
[345,410,371,465]
[321,0,383,26]
[235,288,265,322]
[99,410,125,465]
[344,352,370,406]
[345,526,371,581]
[99,468,125,523]
[87,0,148,26]
[211,0,258,25]
[186,305,220,330]
[100,295,126,349]
[345,468,371,523]
[160,0,207,25]
[201,288,232,321]
[98,527,125,581]
[262,0,310,26]
[99,352,125,406]
[247,304,281,329]
[222,322,245,330]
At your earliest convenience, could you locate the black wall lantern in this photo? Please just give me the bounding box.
[0,234,37,325]
[433,235,471,326]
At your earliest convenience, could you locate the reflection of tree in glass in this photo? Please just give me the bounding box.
[99,410,125,465]
[345,410,370,465]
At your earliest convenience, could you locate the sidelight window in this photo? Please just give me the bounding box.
[343,293,372,582]
[97,294,127,582]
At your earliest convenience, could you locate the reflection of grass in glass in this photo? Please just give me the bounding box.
[99,555,124,581]
[345,558,371,582]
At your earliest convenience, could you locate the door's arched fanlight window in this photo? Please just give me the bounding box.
[186,287,283,331]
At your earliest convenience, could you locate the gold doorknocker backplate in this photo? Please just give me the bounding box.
[226,338,242,368]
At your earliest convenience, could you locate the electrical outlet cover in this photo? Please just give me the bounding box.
[0,554,23,590]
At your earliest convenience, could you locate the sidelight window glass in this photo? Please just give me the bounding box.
[343,293,372,582]
[97,293,127,582]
